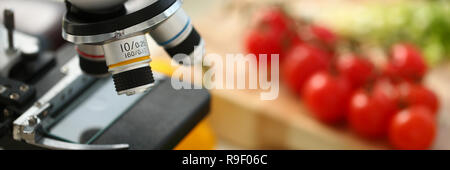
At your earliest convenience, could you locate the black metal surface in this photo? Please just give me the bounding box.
[93,78,210,149]
[9,52,56,84]
[0,77,35,107]
[0,78,36,138]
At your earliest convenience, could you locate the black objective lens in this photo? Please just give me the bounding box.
[112,66,155,94]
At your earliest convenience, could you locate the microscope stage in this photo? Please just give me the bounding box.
[2,44,210,150]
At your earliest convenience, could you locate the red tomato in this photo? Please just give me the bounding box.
[381,63,398,82]
[387,43,428,81]
[302,71,351,124]
[397,82,439,115]
[337,54,375,89]
[245,8,300,64]
[310,24,337,46]
[245,29,284,63]
[256,7,292,32]
[372,78,401,113]
[389,106,436,150]
[348,88,398,138]
[282,44,330,94]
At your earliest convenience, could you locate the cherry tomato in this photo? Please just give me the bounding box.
[245,8,300,64]
[397,82,439,115]
[282,44,330,94]
[387,43,427,82]
[389,106,436,150]
[348,88,397,138]
[310,24,337,46]
[372,78,401,113]
[302,71,351,124]
[256,7,292,32]
[337,54,375,89]
[245,29,284,63]
[381,63,398,82]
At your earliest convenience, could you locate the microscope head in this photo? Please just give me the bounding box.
[62,0,204,95]
[66,0,127,12]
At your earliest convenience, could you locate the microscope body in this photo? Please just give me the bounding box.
[63,0,204,95]
[3,0,209,150]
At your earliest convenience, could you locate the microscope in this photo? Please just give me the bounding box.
[0,0,209,150]
[63,0,204,95]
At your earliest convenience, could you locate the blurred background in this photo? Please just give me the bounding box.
[1,0,449,150]
[179,0,450,150]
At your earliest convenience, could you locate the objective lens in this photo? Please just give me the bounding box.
[103,34,155,96]
[76,44,109,77]
[149,8,204,65]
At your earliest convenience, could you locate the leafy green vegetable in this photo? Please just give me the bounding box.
[322,0,450,66]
